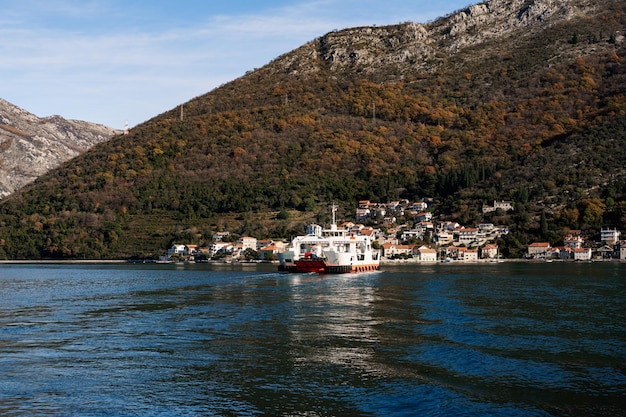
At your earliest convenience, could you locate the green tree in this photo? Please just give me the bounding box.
[243,248,259,261]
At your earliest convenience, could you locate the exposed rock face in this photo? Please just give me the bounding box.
[0,98,118,198]
[437,0,597,48]
[275,0,602,76]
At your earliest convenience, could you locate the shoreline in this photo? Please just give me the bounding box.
[379,258,624,264]
[0,259,127,264]
[0,258,622,265]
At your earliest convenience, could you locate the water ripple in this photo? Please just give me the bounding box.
[1,263,624,416]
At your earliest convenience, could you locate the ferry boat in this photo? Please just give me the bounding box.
[278,205,380,274]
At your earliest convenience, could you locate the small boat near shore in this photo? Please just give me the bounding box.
[278,205,380,274]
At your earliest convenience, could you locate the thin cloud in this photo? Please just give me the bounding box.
[1,0,471,127]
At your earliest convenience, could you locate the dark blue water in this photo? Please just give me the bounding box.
[1,262,624,416]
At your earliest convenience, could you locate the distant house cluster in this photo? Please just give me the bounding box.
[527,228,626,261]
[378,221,507,262]
[356,199,429,224]
[159,199,624,264]
[356,200,508,262]
[161,234,286,263]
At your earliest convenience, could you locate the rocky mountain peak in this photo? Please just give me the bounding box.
[0,98,119,198]
[440,0,597,46]
[276,0,602,77]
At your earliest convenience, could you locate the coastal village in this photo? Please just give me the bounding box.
[160,199,626,264]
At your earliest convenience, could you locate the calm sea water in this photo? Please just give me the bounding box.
[0,262,624,416]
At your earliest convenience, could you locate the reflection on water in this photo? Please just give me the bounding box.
[289,274,380,372]
[0,263,625,416]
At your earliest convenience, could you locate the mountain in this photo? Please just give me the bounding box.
[0,99,118,198]
[0,0,625,260]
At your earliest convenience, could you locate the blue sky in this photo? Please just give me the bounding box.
[1,0,473,129]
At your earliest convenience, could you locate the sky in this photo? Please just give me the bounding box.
[1,0,473,129]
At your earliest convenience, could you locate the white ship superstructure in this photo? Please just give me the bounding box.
[278,205,380,273]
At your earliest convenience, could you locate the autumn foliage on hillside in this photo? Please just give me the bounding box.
[0,1,625,259]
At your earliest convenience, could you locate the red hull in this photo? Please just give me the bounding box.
[293,259,327,273]
[280,259,379,274]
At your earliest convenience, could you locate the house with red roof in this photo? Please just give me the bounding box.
[528,242,551,259]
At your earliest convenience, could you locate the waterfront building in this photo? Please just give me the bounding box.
[528,242,551,259]
[601,228,621,245]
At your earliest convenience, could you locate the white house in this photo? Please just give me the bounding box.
[358,227,379,240]
[387,201,404,214]
[238,237,257,251]
[355,207,371,221]
[483,200,514,213]
[417,245,437,262]
[481,244,498,259]
[210,241,233,255]
[401,229,424,241]
[458,228,479,245]
[401,222,434,241]
[494,200,514,211]
[601,228,621,245]
[464,249,479,261]
[564,234,584,249]
[435,231,454,245]
[185,244,198,256]
[528,242,551,258]
[410,201,428,212]
[415,211,433,222]
[573,247,592,261]
[385,244,414,258]
[439,221,460,231]
[167,244,187,257]
[260,241,286,260]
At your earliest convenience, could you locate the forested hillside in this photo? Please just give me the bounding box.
[0,0,625,259]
